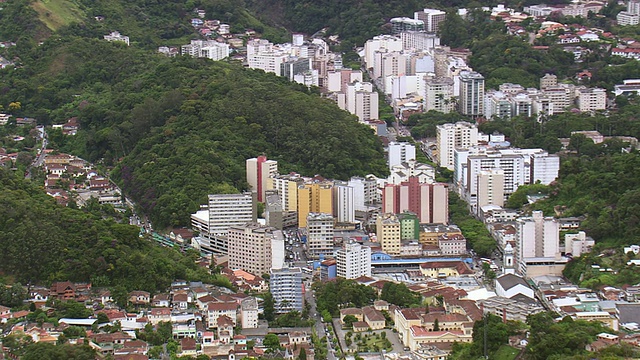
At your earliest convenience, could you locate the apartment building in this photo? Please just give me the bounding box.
[207,192,257,236]
[376,213,402,256]
[267,173,304,212]
[577,88,606,112]
[228,223,276,276]
[348,176,379,212]
[382,177,449,224]
[333,181,355,223]
[424,76,455,113]
[297,183,333,227]
[388,142,416,169]
[306,213,335,259]
[336,241,372,279]
[414,8,447,33]
[458,71,485,116]
[246,156,278,202]
[516,211,562,276]
[436,122,479,171]
[270,267,303,313]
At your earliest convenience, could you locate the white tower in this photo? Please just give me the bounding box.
[503,243,515,275]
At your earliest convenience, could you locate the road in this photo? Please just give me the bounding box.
[25,126,47,179]
[305,284,336,360]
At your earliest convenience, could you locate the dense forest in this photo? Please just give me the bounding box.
[0,168,230,292]
[0,33,388,228]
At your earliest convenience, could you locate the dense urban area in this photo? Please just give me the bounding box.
[2,0,640,359]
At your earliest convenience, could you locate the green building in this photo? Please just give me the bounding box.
[398,211,420,241]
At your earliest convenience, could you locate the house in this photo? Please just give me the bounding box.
[172,293,189,309]
[89,177,111,191]
[206,301,237,329]
[152,294,170,307]
[217,315,234,344]
[288,331,310,345]
[0,113,12,125]
[352,321,370,332]
[129,291,150,305]
[62,117,79,135]
[339,308,363,324]
[419,261,474,278]
[496,274,535,301]
[115,340,149,356]
[363,306,386,330]
[148,308,171,325]
[0,305,10,318]
[50,281,77,300]
[179,337,197,357]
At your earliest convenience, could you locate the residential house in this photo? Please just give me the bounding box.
[50,281,76,300]
[206,301,237,329]
[363,306,386,330]
[152,294,170,307]
[62,117,79,135]
[217,315,234,344]
[179,337,198,357]
[129,291,150,305]
[148,308,171,325]
[173,293,189,310]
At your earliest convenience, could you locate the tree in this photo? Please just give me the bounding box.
[342,314,358,329]
[97,312,110,324]
[433,318,440,331]
[264,333,282,353]
[262,292,276,322]
[298,347,307,360]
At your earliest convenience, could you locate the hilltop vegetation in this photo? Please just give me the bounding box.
[0,168,230,291]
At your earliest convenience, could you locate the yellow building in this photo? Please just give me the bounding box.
[376,213,401,256]
[267,174,304,212]
[297,183,333,227]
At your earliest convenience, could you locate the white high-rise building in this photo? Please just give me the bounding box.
[476,169,505,211]
[388,142,416,169]
[401,31,440,51]
[246,156,278,203]
[516,211,560,275]
[208,192,257,237]
[348,176,379,211]
[306,213,335,259]
[436,122,479,171]
[270,267,303,313]
[336,241,372,279]
[459,71,485,116]
[363,35,403,70]
[425,76,455,113]
[341,81,379,122]
[456,147,560,213]
[333,182,355,223]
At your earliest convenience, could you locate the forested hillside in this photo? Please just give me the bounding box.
[0,169,229,292]
[0,18,387,229]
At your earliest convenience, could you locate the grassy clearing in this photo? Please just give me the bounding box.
[493,345,520,360]
[31,0,85,31]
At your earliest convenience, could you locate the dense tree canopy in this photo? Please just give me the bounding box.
[0,169,230,291]
[313,278,377,317]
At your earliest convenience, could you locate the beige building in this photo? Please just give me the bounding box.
[376,213,402,255]
[577,87,606,112]
[476,168,505,209]
[419,261,474,278]
[268,174,304,212]
[395,307,473,351]
[306,213,334,259]
[228,223,275,276]
[420,225,462,246]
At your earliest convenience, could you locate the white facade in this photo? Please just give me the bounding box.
[208,192,256,236]
[388,142,416,169]
[401,31,440,51]
[363,35,403,70]
[564,231,595,257]
[425,76,455,113]
[333,182,355,223]
[104,31,129,45]
[270,267,303,313]
[414,8,447,33]
[436,122,479,170]
[272,230,286,270]
[336,241,372,279]
[348,176,379,211]
[516,211,560,275]
[341,81,379,122]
